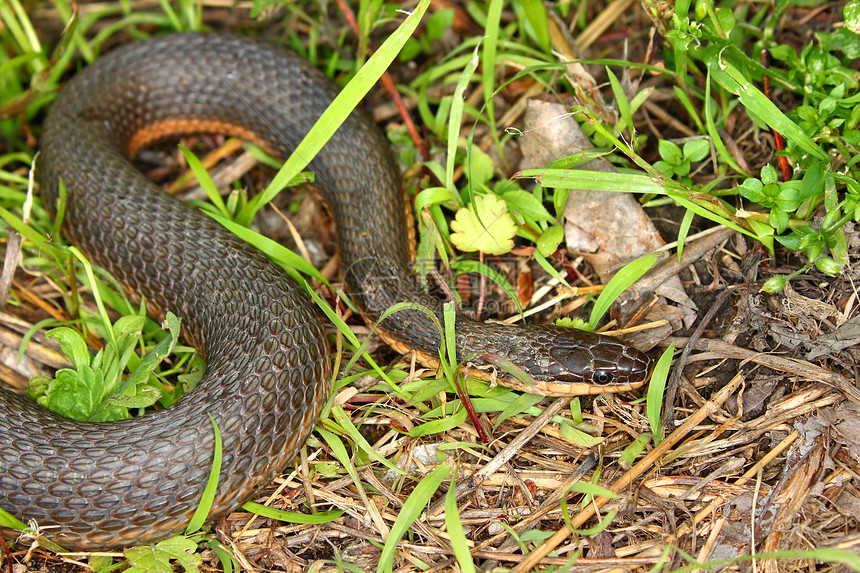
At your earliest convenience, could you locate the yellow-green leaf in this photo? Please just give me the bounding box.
[450,194,516,255]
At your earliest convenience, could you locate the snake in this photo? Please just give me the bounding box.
[0,33,652,550]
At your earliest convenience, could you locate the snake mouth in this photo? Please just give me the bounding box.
[527,360,654,396]
[535,377,651,396]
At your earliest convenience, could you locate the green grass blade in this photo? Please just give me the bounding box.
[178,145,229,218]
[69,247,117,349]
[331,405,406,475]
[647,343,674,444]
[606,67,633,135]
[482,0,503,141]
[707,55,827,161]
[445,473,476,573]
[211,214,328,284]
[0,206,61,260]
[589,254,659,328]
[317,427,360,483]
[495,392,545,428]
[0,505,67,553]
[520,0,550,52]
[450,259,523,316]
[441,301,458,383]
[524,169,672,194]
[414,186,462,211]
[303,285,394,388]
[0,506,27,530]
[52,177,67,247]
[410,408,469,436]
[240,0,430,223]
[666,190,755,238]
[207,539,239,573]
[533,249,571,288]
[155,0,183,31]
[242,502,344,524]
[702,70,748,176]
[184,415,222,534]
[677,208,695,260]
[378,464,452,573]
[447,43,480,193]
[570,481,617,499]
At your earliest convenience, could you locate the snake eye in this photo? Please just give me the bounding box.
[592,370,615,385]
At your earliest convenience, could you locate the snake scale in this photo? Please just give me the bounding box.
[0,34,651,550]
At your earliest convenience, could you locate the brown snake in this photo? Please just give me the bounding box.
[0,33,652,550]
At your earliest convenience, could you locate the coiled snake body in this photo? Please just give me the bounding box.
[0,34,651,550]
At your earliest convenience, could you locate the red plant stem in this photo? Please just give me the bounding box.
[761,49,792,181]
[456,372,491,444]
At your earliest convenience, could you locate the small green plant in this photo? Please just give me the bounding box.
[119,537,203,573]
[28,312,181,422]
[653,138,710,187]
[738,163,818,235]
[663,2,859,289]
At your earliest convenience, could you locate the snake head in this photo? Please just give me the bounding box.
[509,326,652,395]
[548,327,652,386]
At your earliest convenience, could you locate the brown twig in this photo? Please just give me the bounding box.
[664,288,732,428]
[665,335,860,404]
